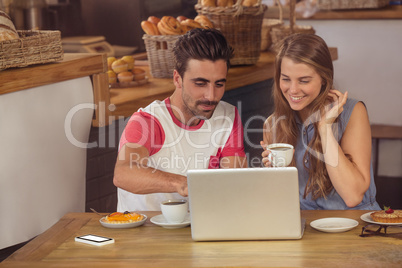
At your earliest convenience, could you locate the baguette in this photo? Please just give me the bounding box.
[141,20,160,35]
[0,10,19,41]
[157,16,184,35]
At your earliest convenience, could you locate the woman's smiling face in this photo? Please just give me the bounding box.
[279,56,323,120]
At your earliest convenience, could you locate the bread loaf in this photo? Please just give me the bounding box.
[157,16,184,35]
[176,16,188,23]
[0,10,19,42]
[147,16,161,25]
[194,15,214,29]
[201,0,216,7]
[141,20,160,35]
[242,0,258,7]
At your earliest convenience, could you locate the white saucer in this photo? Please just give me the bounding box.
[310,217,359,233]
[150,214,191,229]
[360,212,402,226]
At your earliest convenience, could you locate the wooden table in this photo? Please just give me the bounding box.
[2,210,401,267]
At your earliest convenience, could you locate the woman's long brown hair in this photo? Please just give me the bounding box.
[264,33,336,200]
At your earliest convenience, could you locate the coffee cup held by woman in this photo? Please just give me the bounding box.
[260,33,380,211]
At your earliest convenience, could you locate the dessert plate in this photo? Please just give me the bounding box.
[310,217,359,233]
[99,214,147,229]
[150,214,191,229]
[360,212,402,226]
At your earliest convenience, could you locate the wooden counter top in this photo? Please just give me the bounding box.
[265,4,402,20]
[0,53,107,96]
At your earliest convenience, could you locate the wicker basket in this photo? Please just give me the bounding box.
[0,30,63,71]
[317,0,389,10]
[270,0,315,52]
[260,18,283,51]
[143,34,180,78]
[195,0,267,65]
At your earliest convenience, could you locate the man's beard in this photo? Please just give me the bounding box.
[182,86,218,122]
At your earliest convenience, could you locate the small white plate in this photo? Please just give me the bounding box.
[150,214,191,229]
[310,217,359,233]
[99,214,147,229]
[360,212,402,226]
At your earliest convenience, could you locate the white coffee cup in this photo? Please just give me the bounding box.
[266,143,294,167]
[160,199,188,223]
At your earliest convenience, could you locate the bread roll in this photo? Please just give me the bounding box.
[180,19,202,31]
[132,68,146,81]
[194,15,214,29]
[201,0,216,7]
[227,0,235,6]
[242,0,258,7]
[141,20,160,35]
[121,55,135,70]
[117,71,134,83]
[157,16,184,35]
[0,10,19,42]
[111,59,129,73]
[147,16,161,25]
[217,0,228,7]
[176,16,188,23]
[107,57,116,70]
[107,70,117,84]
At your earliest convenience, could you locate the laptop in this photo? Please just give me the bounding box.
[187,167,305,241]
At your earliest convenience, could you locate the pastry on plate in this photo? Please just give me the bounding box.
[102,211,144,224]
[370,207,402,223]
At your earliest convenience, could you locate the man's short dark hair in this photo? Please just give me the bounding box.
[173,28,234,78]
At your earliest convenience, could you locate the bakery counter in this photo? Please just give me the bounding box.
[108,52,276,120]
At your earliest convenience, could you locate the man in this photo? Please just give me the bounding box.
[113,28,247,211]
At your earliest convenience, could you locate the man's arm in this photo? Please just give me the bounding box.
[113,143,188,196]
[220,155,248,168]
[219,107,248,168]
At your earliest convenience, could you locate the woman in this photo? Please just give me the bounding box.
[261,33,380,210]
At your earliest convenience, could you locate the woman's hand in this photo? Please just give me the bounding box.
[319,90,348,132]
[260,141,272,167]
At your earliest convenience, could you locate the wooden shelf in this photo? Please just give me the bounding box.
[0,53,107,96]
[265,5,402,20]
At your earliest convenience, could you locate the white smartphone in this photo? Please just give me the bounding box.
[75,234,115,246]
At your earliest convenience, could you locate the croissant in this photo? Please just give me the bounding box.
[157,16,184,35]
[180,19,203,31]
[194,15,214,29]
